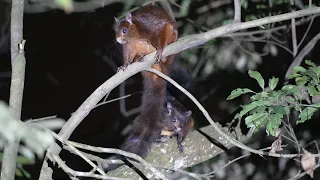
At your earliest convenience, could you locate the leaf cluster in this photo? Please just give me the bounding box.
[227,60,320,136]
[0,101,64,178]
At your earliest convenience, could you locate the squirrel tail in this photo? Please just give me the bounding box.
[104,123,158,172]
[166,62,192,101]
[121,131,154,158]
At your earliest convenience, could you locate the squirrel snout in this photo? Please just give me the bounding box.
[116,37,127,44]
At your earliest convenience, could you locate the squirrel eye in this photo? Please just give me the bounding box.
[172,118,177,123]
[122,28,128,34]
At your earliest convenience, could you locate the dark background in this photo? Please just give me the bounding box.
[1,1,320,179]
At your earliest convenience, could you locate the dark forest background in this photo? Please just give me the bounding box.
[1,0,320,179]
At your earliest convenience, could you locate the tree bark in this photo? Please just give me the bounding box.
[0,0,25,179]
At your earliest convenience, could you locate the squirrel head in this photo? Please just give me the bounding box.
[165,102,192,132]
[115,12,139,44]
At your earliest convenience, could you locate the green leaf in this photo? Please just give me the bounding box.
[250,106,266,114]
[15,168,23,177]
[251,93,262,101]
[222,19,233,25]
[282,85,298,94]
[245,113,266,127]
[241,0,248,9]
[312,66,320,77]
[0,101,25,144]
[287,73,301,79]
[55,0,73,13]
[248,114,268,134]
[305,70,317,82]
[248,70,265,89]
[240,100,268,117]
[297,103,320,124]
[261,92,268,98]
[293,66,307,73]
[16,155,34,165]
[271,106,289,115]
[268,77,279,90]
[298,107,317,124]
[307,85,318,96]
[15,166,31,179]
[266,113,282,136]
[271,91,282,99]
[227,88,254,100]
[295,76,308,85]
[179,0,191,16]
[305,60,316,67]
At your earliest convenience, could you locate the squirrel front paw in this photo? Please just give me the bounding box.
[154,49,164,64]
[177,142,184,153]
[117,63,130,72]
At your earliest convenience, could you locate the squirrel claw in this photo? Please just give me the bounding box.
[117,64,129,72]
[154,50,163,64]
[178,143,184,153]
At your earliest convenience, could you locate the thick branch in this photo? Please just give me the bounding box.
[0,0,25,179]
[107,125,249,179]
[285,31,320,78]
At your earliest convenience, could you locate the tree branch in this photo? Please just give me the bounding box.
[0,0,25,179]
[285,31,320,78]
[233,0,241,22]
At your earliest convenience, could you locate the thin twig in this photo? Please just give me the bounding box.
[119,83,141,117]
[233,0,241,22]
[290,0,298,56]
[287,164,320,180]
[50,153,128,180]
[297,15,315,49]
[67,141,169,180]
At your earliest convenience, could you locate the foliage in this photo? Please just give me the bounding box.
[0,101,64,177]
[227,60,320,136]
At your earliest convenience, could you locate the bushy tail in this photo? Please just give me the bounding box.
[104,126,157,172]
[121,132,154,158]
[166,62,192,100]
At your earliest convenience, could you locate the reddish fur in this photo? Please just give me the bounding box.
[115,5,178,65]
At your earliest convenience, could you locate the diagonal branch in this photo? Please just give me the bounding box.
[285,31,320,78]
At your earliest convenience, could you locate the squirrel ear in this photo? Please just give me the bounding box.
[166,102,173,114]
[185,110,192,117]
[114,17,119,22]
[166,102,172,109]
[126,12,133,24]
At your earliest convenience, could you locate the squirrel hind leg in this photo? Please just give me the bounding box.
[154,23,177,64]
[177,134,184,153]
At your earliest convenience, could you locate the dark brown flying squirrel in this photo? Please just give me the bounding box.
[160,101,193,153]
[120,60,194,158]
[104,75,193,172]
